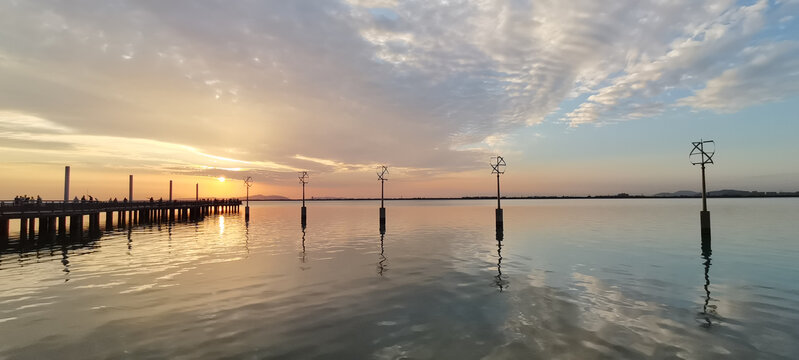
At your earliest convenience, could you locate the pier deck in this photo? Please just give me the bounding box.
[0,199,241,242]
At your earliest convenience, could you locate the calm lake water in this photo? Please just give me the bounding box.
[1,199,798,359]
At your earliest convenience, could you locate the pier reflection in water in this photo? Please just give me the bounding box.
[60,244,70,282]
[1,232,100,271]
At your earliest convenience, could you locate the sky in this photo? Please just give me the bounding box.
[1,0,798,200]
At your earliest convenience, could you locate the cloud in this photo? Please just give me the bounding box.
[565,0,771,126]
[0,110,298,177]
[0,111,72,133]
[0,0,795,179]
[678,41,799,112]
[294,154,378,172]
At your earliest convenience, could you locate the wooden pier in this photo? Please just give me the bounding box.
[0,199,241,242]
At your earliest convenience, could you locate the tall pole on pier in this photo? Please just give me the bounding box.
[64,166,70,202]
[491,156,506,229]
[244,177,253,222]
[299,171,309,227]
[377,165,388,232]
[129,175,133,201]
[169,180,173,202]
[690,139,715,241]
[196,183,199,201]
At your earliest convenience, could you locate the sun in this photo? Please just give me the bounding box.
[217,176,226,182]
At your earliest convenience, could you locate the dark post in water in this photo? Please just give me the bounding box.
[690,139,715,241]
[244,176,253,222]
[377,165,389,231]
[299,171,309,227]
[491,156,506,228]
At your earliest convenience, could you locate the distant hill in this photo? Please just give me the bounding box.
[708,189,753,197]
[654,190,700,197]
[654,189,799,198]
[248,194,290,200]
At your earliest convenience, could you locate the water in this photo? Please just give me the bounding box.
[1,199,798,359]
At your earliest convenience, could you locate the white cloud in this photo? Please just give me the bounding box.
[678,41,799,112]
[565,0,771,126]
[0,111,298,175]
[0,111,72,133]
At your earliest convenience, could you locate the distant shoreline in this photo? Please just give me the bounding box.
[5,191,798,203]
[246,194,799,202]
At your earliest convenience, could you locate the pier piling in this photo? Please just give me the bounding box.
[89,213,99,236]
[47,217,56,240]
[58,216,67,237]
[38,216,47,237]
[70,214,82,239]
[28,217,36,240]
[20,217,28,241]
[1,217,9,242]
[1,199,241,242]
[106,211,113,230]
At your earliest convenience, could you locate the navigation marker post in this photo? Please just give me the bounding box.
[377,166,389,232]
[491,156,506,229]
[690,139,715,241]
[299,171,309,228]
[244,176,253,222]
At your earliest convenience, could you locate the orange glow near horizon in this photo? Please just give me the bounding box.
[0,164,265,200]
